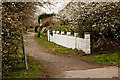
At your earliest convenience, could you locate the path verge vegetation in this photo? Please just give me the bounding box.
[35,33,119,66]
[3,50,48,78]
[35,33,82,56]
[82,52,119,66]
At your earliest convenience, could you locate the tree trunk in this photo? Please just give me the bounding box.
[38,24,42,37]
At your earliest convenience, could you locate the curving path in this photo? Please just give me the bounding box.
[24,32,118,78]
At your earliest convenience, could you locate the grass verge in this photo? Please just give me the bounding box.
[35,33,119,66]
[34,33,77,55]
[3,51,48,78]
[82,52,120,66]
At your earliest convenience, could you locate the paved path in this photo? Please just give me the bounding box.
[25,32,118,78]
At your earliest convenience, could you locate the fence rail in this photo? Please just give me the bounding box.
[48,30,91,54]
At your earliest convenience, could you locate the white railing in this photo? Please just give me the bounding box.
[48,30,91,54]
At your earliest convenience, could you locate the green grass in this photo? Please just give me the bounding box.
[3,53,48,78]
[35,33,120,66]
[82,52,120,66]
[35,33,73,54]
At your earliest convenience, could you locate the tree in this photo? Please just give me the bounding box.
[2,1,54,76]
[57,2,120,52]
[37,13,55,37]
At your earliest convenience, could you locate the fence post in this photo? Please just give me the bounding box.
[84,32,91,54]
[52,31,55,42]
[56,31,59,34]
[74,33,78,48]
[52,31,55,35]
[20,17,28,69]
[47,29,50,41]
[67,32,71,36]
[61,31,64,35]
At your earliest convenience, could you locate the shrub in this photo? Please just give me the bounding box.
[58,2,120,52]
[30,26,33,28]
[35,25,39,32]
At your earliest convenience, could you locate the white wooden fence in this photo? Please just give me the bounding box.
[48,30,91,54]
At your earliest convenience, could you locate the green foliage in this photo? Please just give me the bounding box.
[2,2,37,54]
[74,48,78,51]
[74,2,120,38]
[53,48,72,54]
[2,2,42,78]
[82,52,120,65]
[53,20,74,34]
[78,2,120,51]
[35,33,73,54]
[58,2,119,51]
[3,54,46,78]
[30,26,33,28]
